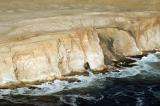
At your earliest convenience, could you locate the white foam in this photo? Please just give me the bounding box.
[0,69,140,97]
[60,96,77,106]
[105,67,140,78]
[134,52,160,76]
[137,52,160,63]
[136,97,144,106]
[0,53,160,97]
[59,94,104,106]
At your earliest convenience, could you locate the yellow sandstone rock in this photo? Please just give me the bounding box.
[0,28,105,88]
[0,0,159,88]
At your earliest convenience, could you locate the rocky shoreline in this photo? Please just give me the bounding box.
[0,23,160,88]
[0,0,160,88]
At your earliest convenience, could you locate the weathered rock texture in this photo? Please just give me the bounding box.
[0,0,160,88]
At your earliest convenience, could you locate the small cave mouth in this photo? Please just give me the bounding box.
[84,62,91,70]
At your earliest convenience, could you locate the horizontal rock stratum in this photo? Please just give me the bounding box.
[0,0,160,88]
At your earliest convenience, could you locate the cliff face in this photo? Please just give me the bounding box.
[0,28,106,88]
[0,0,160,88]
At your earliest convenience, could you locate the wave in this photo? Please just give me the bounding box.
[0,52,160,100]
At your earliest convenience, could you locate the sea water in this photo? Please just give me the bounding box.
[0,53,160,106]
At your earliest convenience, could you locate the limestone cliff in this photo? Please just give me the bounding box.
[0,0,160,88]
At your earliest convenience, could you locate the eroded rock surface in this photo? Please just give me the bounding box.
[0,0,160,88]
[0,28,105,88]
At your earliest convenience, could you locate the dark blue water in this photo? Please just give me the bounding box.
[0,53,160,106]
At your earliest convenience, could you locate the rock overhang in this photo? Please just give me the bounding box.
[0,0,160,88]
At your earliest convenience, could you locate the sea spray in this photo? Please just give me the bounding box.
[0,53,160,106]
